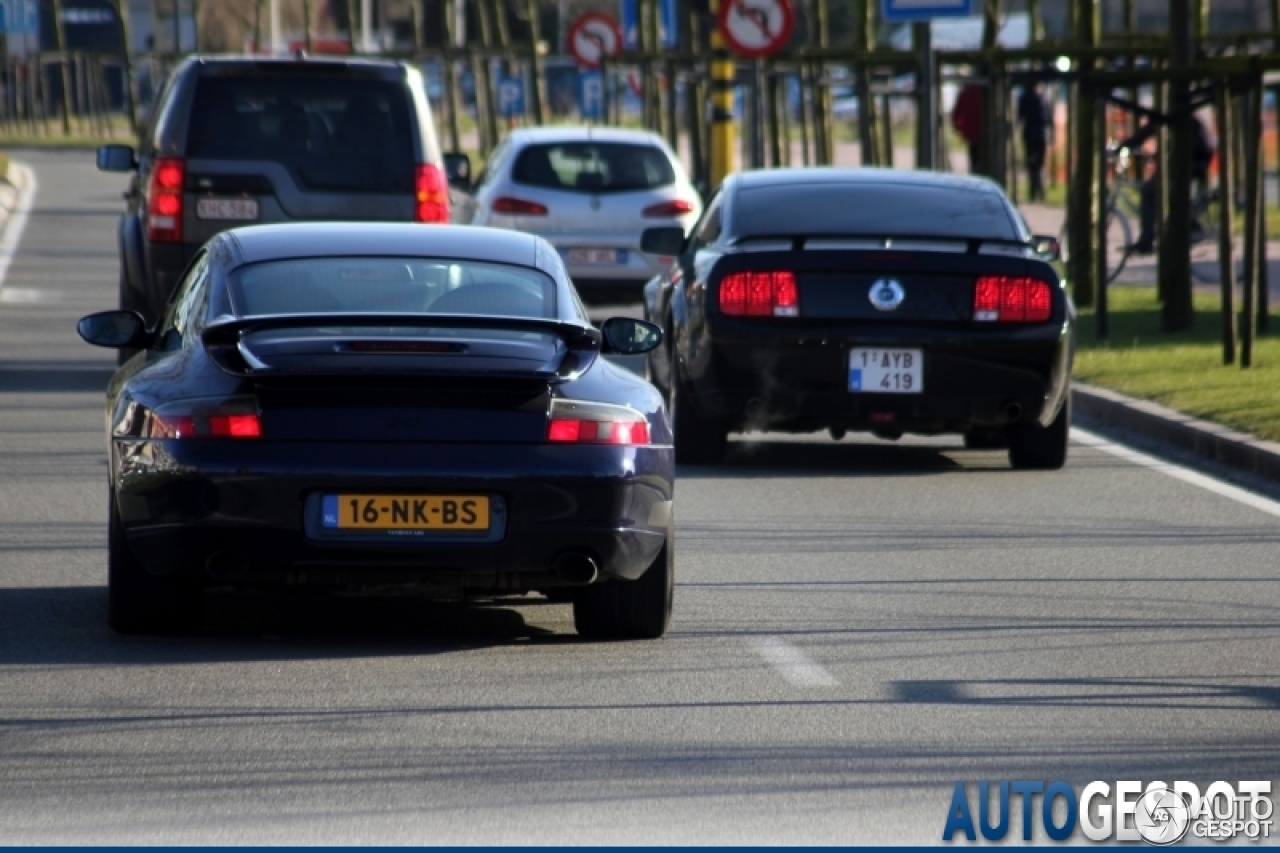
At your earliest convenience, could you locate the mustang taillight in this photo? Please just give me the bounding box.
[146,158,185,243]
[492,196,549,216]
[973,275,1053,323]
[719,271,799,317]
[147,398,262,439]
[547,400,650,446]
[414,164,450,223]
[642,199,696,218]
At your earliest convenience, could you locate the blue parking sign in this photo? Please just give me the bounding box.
[621,0,677,49]
[879,0,974,23]
[577,71,605,121]
[497,75,526,118]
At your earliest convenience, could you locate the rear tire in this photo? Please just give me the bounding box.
[108,492,202,635]
[1007,397,1070,471]
[573,536,673,640]
[670,363,727,465]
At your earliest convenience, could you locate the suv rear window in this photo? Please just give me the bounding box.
[186,76,415,193]
[512,142,674,193]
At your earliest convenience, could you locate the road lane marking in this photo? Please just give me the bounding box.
[751,637,838,687]
[0,162,36,291]
[1074,426,1280,519]
[0,287,61,304]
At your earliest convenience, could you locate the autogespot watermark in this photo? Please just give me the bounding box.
[942,780,1274,844]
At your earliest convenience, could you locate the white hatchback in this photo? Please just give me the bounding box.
[450,126,702,301]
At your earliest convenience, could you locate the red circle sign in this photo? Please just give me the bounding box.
[717,0,794,59]
[568,11,623,69]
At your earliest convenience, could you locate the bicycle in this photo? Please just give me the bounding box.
[1057,146,1146,284]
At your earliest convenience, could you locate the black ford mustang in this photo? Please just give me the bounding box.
[641,168,1075,469]
[79,223,673,639]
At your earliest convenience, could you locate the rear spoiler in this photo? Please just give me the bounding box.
[200,313,602,383]
[732,234,1041,256]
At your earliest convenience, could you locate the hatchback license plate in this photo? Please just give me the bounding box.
[196,198,259,221]
[849,348,923,394]
[567,248,627,265]
[322,495,490,530]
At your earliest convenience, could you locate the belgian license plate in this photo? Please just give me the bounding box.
[196,198,259,221]
[321,494,490,530]
[567,248,627,265]
[849,348,923,394]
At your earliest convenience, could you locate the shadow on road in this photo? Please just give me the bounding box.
[678,435,988,478]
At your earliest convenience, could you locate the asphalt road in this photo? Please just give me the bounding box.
[1,151,1278,844]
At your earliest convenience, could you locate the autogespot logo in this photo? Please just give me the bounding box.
[942,780,1273,844]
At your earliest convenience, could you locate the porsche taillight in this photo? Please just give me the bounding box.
[973,275,1053,323]
[146,158,184,243]
[147,398,262,439]
[415,164,450,223]
[718,271,799,317]
[547,400,650,446]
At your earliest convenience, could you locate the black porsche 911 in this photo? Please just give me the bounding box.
[78,223,674,639]
[641,167,1075,469]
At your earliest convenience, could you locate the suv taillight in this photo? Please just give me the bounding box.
[415,164,450,223]
[973,275,1053,323]
[147,158,184,243]
[719,271,799,317]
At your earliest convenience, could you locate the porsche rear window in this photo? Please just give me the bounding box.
[733,183,1022,241]
[512,142,675,193]
[230,258,557,319]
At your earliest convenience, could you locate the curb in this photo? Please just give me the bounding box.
[1073,382,1280,483]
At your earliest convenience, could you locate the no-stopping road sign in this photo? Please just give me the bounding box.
[717,0,794,59]
[568,11,623,69]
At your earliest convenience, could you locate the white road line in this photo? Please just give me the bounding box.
[0,287,60,304]
[1073,426,1280,519]
[0,162,37,291]
[751,637,838,688]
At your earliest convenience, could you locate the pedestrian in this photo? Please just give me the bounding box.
[951,83,983,175]
[1133,113,1215,254]
[1017,81,1050,201]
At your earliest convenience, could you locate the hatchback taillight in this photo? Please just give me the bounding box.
[492,196,549,216]
[973,275,1053,323]
[147,158,184,243]
[547,400,650,446]
[719,271,799,317]
[415,164,450,223]
[147,398,262,439]
[642,199,696,218]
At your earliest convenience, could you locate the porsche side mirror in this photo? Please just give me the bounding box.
[443,152,472,190]
[600,317,663,356]
[640,226,685,257]
[1031,234,1062,262]
[77,310,151,349]
[97,144,137,172]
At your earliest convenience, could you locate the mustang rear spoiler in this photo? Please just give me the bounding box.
[200,313,603,383]
[733,234,1044,255]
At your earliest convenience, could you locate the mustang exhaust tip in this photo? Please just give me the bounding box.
[552,552,599,586]
[1004,402,1024,422]
[205,549,251,580]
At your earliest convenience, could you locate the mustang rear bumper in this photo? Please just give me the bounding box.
[690,324,1073,434]
[114,441,673,589]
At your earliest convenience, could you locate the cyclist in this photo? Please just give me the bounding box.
[1132,113,1216,254]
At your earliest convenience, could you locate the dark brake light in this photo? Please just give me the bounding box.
[973,276,1053,323]
[492,196,549,216]
[147,158,185,243]
[415,164,450,223]
[642,199,696,218]
[719,271,799,317]
[547,400,650,446]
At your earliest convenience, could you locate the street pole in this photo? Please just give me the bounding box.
[1161,0,1195,331]
[270,0,281,53]
[708,0,736,190]
[914,20,935,170]
[361,0,372,52]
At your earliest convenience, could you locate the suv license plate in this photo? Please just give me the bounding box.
[849,348,923,394]
[196,198,260,221]
[567,248,626,265]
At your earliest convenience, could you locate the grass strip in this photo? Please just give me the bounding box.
[1075,285,1280,441]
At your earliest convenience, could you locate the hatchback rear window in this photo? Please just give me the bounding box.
[733,183,1021,241]
[512,142,675,193]
[186,76,414,193]
[230,258,557,319]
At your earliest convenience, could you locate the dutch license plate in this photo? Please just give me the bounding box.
[849,348,923,394]
[321,494,490,531]
[196,198,260,221]
[567,248,627,265]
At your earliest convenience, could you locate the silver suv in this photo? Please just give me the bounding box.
[98,55,451,328]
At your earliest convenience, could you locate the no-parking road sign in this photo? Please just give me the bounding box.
[717,0,794,59]
[568,11,623,69]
